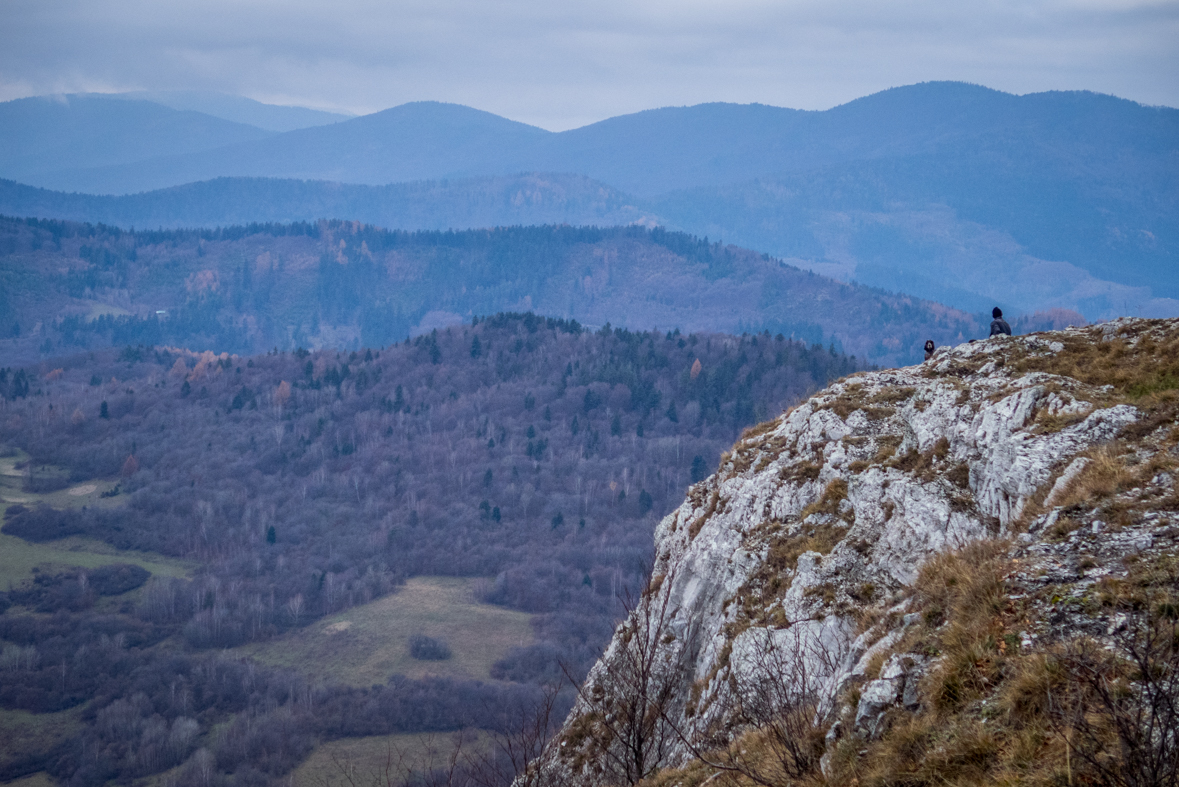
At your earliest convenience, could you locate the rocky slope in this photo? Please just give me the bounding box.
[536,318,1179,786]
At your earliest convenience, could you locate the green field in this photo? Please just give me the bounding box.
[0,531,192,589]
[0,450,193,587]
[84,302,133,321]
[237,577,534,685]
[0,706,83,783]
[0,450,124,511]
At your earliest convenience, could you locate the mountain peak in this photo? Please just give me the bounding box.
[360,100,552,133]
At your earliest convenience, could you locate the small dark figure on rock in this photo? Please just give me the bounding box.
[924,340,936,361]
[989,307,1012,337]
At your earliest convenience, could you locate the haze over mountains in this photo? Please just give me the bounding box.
[0,95,274,185]
[90,91,354,132]
[1,82,1176,322]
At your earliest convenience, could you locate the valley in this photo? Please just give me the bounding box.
[0,312,860,787]
[0,78,1174,787]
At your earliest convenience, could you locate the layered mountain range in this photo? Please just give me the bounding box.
[1,82,1175,321]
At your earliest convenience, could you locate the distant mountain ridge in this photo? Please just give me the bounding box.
[0,174,650,232]
[93,90,353,132]
[1,82,1175,322]
[6,83,1173,197]
[0,95,275,185]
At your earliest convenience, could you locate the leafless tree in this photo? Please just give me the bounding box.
[462,682,566,787]
[560,565,693,785]
[667,622,842,786]
[1054,613,1179,787]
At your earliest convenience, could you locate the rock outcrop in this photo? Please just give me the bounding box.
[534,318,1179,786]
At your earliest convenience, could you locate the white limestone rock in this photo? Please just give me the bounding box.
[533,321,1157,787]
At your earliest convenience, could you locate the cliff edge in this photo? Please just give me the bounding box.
[535,318,1179,787]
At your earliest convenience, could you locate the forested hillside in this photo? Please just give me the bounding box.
[0,314,859,787]
[0,215,982,368]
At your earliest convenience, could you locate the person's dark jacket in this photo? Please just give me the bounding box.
[989,319,1012,337]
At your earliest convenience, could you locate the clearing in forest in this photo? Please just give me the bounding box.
[0,451,192,586]
[236,576,534,685]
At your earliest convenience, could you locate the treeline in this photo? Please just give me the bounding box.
[0,313,860,786]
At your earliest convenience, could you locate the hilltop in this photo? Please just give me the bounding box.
[0,94,275,186]
[539,317,1179,786]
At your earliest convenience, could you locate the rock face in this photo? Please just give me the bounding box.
[534,318,1179,786]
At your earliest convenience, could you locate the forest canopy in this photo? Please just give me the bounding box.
[0,313,862,787]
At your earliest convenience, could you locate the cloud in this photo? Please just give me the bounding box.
[1,0,1176,128]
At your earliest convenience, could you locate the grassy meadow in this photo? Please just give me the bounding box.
[0,450,192,588]
[237,576,534,685]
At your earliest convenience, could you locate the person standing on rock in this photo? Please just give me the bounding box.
[989,307,1012,337]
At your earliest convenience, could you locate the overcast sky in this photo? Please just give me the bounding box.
[1,0,1176,130]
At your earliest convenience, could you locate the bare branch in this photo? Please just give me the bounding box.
[1053,614,1179,787]
[555,562,692,785]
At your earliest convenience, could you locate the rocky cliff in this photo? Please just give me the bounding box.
[535,318,1179,787]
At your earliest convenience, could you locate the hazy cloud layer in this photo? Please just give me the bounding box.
[1,0,1176,129]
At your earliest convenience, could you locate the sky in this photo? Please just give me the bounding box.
[1,0,1176,130]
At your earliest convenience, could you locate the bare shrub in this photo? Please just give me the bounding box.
[463,682,568,787]
[1054,614,1179,787]
[559,565,694,785]
[409,635,453,661]
[668,624,841,786]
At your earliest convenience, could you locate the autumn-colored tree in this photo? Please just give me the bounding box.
[274,380,292,410]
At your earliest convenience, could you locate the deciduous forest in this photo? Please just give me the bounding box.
[0,313,860,787]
